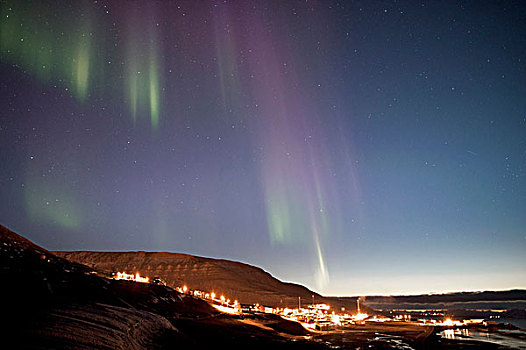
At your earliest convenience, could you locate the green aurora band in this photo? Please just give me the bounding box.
[24,177,83,230]
[125,28,161,130]
[1,0,161,128]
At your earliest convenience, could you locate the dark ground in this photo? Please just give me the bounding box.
[2,224,522,349]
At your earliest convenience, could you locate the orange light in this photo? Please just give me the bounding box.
[113,271,149,283]
[354,313,368,321]
[443,318,454,326]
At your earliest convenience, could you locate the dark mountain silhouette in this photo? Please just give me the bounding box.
[348,290,526,304]
[343,290,526,319]
[0,224,327,349]
[54,250,361,312]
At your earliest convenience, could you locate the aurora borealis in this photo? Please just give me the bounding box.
[1,0,525,295]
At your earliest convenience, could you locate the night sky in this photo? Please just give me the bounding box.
[1,0,525,296]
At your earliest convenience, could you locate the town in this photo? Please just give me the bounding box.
[110,271,492,332]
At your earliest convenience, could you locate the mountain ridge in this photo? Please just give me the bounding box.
[54,249,343,309]
[340,289,526,304]
[0,224,328,349]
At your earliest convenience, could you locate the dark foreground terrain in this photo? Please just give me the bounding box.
[1,224,523,349]
[0,224,325,349]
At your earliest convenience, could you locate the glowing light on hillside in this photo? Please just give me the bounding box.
[113,271,149,283]
[212,303,240,315]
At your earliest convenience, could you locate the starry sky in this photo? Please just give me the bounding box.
[1,0,525,296]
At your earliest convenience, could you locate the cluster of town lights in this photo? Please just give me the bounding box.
[113,271,149,283]
[111,272,482,331]
[419,318,486,327]
[175,284,375,329]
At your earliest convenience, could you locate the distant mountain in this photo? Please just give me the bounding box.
[0,225,327,349]
[340,290,526,314]
[54,250,359,312]
[355,290,526,304]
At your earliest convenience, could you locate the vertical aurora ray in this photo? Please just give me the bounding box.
[266,188,307,244]
[212,5,243,117]
[148,49,160,130]
[313,226,330,288]
[123,5,162,131]
[0,1,98,102]
[0,0,162,126]
[229,4,358,291]
[257,122,337,291]
[72,31,91,102]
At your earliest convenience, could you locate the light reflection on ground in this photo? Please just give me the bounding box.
[441,328,470,339]
[439,328,526,349]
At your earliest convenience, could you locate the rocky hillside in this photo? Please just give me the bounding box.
[55,250,358,311]
[0,225,328,349]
